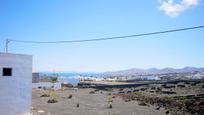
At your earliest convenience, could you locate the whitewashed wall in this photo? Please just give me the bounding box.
[32,82,61,90]
[0,53,32,115]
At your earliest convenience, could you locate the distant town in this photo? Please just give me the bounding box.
[32,67,204,89]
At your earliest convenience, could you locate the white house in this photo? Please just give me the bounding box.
[0,53,32,115]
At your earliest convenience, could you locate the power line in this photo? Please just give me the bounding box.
[8,25,204,44]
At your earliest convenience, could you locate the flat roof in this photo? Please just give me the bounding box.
[0,52,32,57]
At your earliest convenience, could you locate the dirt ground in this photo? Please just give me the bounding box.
[32,88,168,115]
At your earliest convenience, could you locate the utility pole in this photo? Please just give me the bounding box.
[5,39,10,53]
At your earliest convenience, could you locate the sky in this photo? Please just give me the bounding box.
[0,0,204,72]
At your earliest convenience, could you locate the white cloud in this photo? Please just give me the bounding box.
[158,0,199,17]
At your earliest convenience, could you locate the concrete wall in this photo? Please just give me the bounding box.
[0,53,32,115]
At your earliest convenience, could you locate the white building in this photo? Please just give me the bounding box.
[0,53,32,115]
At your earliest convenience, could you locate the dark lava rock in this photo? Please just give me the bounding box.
[47,99,58,103]
[165,110,169,114]
[138,102,148,106]
[68,94,72,99]
[108,104,112,109]
[40,94,50,97]
[76,103,79,108]
[156,106,160,110]
[89,91,95,94]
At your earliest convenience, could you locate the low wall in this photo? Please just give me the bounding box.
[32,82,61,90]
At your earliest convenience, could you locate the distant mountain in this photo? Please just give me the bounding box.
[106,67,204,76]
[38,72,107,77]
[36,67,204,77]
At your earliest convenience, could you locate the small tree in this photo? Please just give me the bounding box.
[50,76,58,89]
[50,76,58,83]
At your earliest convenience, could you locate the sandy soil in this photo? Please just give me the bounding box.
[32,88,168,115]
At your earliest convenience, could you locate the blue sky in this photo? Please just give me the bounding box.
[0,0,204,72]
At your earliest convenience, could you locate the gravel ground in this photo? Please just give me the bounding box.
[32,88,168,115]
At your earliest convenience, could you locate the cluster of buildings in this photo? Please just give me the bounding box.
[78,75,160,82]
[78,76,117,82]
[79,72,204,83]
